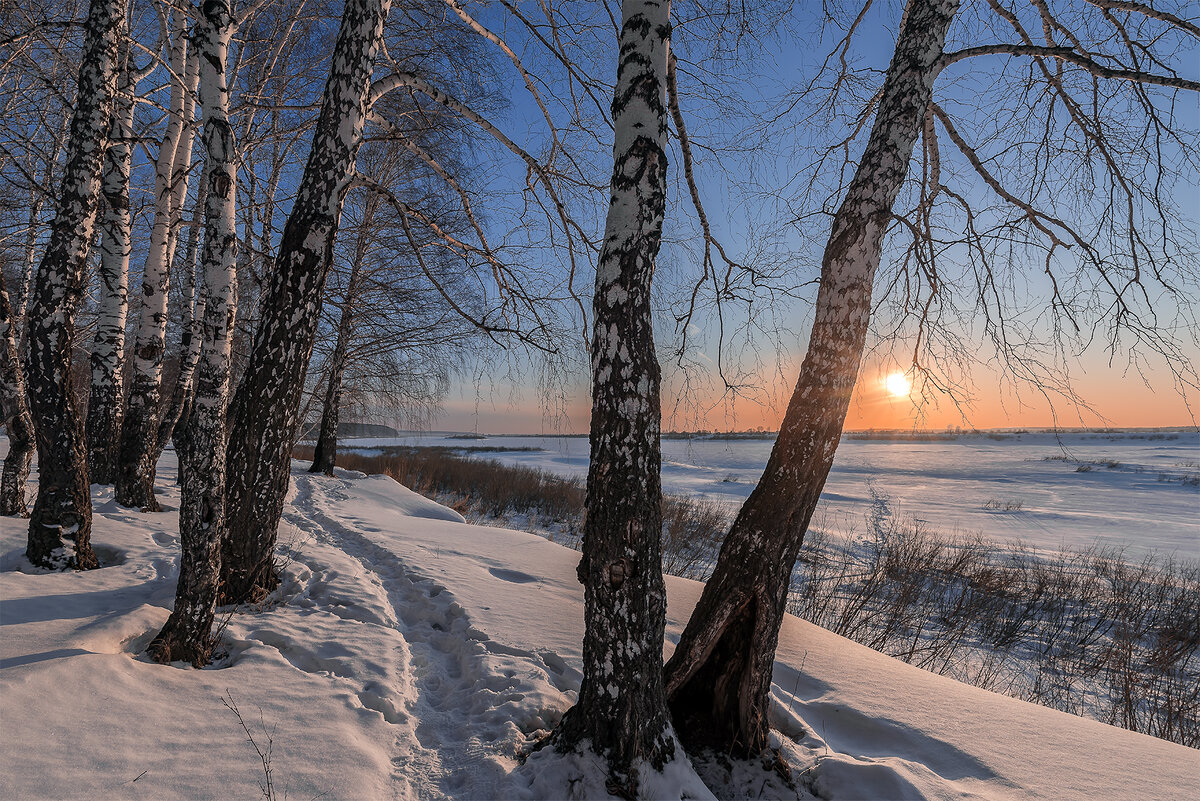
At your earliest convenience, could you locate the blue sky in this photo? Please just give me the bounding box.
[410,0,1199,434]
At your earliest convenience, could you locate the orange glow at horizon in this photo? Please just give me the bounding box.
[652,362,1198,434]
[442,357,1198,435]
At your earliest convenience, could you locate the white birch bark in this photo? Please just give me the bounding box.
[87,52,136,485]
[221,0,391,604]
[550,0,682,791]
[116,3,199,509]
[148,0,238,666]
[155,160,210,457]
[24,0,127,569]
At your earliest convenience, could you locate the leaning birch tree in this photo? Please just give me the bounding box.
[665,0,1199,756]
[548,0,688,793]
[220,0,391,603]
[148,0,239,666]
[664,1,959,754]
[23,0,126,569]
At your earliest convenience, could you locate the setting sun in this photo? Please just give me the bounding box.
[885,372,912,398]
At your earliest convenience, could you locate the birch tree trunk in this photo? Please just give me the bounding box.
[220,0,390,604]
[309,197,376,476]
[155,164,210,458]
[308,302,353,476]
[16,188,47,347]
[0,273,35,516]
[549,0,680,791]
[17,192,46,336]
[24,0,127,570]
[16,132,67,348]
[662,0,960,757]
[87,54,136,485]
[148,0,238,666]
[115,5,198,510]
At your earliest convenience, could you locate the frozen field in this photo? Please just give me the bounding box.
[340,431,1200,558]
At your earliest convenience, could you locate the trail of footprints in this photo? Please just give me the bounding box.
[244,473,578,799]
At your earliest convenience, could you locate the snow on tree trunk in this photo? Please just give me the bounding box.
[220,0,390,604]
[86,55,136,486]
[155,163,210,458]
[147,0,237,667]
[549,0,681,792]
[0,273,35,516]
[23,0,127,570]
[662,0,960,757]
[115,6,198,510]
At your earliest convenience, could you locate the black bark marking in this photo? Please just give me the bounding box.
[24,0,126,569]
[221,0,388,604]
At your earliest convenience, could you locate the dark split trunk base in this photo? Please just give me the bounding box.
[668,595,767,755]
[665,526,798,757]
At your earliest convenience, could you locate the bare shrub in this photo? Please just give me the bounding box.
[660,495,728,581]
[982,498,1024,511]
[787,498,1200,748]
[222,691,277,801]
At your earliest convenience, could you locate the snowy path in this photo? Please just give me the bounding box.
[263,471,573,799]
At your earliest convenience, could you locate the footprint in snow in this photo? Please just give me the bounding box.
[487,567,538,584]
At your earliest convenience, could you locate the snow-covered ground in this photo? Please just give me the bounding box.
[2,454,1197,800]
[338,431,1200,558]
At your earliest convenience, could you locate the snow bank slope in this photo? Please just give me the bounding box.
[1,461,1196,800]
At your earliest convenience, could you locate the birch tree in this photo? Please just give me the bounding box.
[148,0,238,665]
[153,164,209,457]
[116,1,199,509]
[547,0,687,792]
[307,192,375,476]
[86,45,144,485]
[305,174,473,475]
[664,0,1199,756]
[0,3,78,347]
[23,0,126,569]
[0,271,34,516]
[220,0,391,604]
